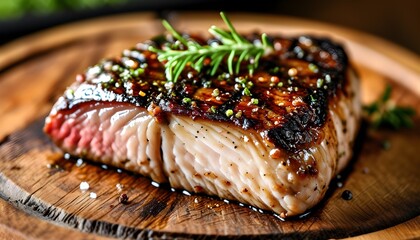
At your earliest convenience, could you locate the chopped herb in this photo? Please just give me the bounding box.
[182,97,192,104]
[235,76,247,85]
[363,85,415,129]
[132,68,145,77]
[212,88,220,97]
[225,109,234,117]
[247,81,254,88]
[316,78,324,88]
[218,73,230,81]
[308,63,319,73]
[243,87,252,96]
[251,98,259,105]
[309,94,316,102]
[66,89,75,96]
[210,106,217,113]
[270,66,280,74]
[203,80,212,88]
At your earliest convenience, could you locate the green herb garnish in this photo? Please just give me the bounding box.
[225,109,234,117]
[363,85,416,129]
[182,97,192,104]
[149,12,273,82]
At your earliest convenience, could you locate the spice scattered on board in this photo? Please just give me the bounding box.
[119,193,129,204]
[90,192,97,199]
[80,181,89,191]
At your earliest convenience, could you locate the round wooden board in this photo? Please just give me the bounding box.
[0,12,419,240]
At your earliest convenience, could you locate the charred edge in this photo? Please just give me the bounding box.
[306,90,329,126]
[288,36,348,72]
[56,34,349,152]
[267,90,328,152]
[212,91,244,122]
[318,38,348,71]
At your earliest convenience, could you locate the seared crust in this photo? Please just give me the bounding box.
[55,34,348,154]
[44,33,361,216]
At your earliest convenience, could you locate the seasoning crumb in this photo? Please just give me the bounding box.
[269,148,282,159]
[119,193,129,204]
[76,74,85,82]
[46,163,60,169]
[341,190,353,200]
[80,181,89,191]
[63,153,71,160]
[308,63,319,73]
[76,158,84,167]
[288,68,297,77]
[116,183,124,192]
[206,203,220,209]
[90,192,97,199]
[225,109,234,117]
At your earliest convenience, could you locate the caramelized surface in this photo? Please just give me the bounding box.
[58,34,349,152]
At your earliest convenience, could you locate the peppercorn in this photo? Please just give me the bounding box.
[119,193,129,204]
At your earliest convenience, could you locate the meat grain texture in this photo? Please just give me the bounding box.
[44,33,361,217]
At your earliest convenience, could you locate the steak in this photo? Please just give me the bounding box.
[44,33,361,217]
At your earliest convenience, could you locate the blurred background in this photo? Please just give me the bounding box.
[0,0,419,55]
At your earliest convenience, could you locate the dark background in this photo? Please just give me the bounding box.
[1,0,419,55]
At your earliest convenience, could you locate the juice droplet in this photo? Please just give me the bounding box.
[341,190,353,200]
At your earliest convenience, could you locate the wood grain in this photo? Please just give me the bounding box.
[0,12,419,239]
[0,197,113,240]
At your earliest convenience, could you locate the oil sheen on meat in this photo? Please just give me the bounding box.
[44,34,361,217]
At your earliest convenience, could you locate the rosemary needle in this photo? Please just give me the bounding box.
[149,12,273,82]
[363,85,416,129]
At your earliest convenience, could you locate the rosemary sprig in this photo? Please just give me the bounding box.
[149,12,273,82]
[363,85,416,129]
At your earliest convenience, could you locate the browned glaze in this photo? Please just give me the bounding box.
[55,33,349,152]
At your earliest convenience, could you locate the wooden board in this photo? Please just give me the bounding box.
[0,12,419,240]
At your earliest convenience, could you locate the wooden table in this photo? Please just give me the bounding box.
[0,12,419,239]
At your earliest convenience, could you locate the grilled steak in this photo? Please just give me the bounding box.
[44,33,361,217]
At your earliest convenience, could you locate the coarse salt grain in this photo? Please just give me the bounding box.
[80,181,89,191]
[76,158,84,167]
[90,192,97,199]
[116,183,123,192]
